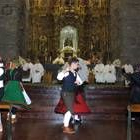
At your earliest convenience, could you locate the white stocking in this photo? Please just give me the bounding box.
[63,111,72,127]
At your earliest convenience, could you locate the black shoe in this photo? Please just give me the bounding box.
[74,119,82,125]
[70,117,75,124]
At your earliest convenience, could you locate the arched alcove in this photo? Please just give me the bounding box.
[60,26,78,59]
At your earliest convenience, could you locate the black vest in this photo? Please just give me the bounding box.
[62,71,77,92]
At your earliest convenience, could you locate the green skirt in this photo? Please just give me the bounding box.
[2,81,27,106]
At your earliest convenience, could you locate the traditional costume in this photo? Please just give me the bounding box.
[58,58,90,124]
[2,64,31,123]
[54,89,91,114]
[2,66,31,106]
[56,57,83,133]
[56,58,91,134]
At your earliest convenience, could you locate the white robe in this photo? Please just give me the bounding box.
[104,64,116,83]
[122,64,134,86]
[22,62,33,82]
[122,64,134,74]
[94,63,105,83]
[31,63,45,83]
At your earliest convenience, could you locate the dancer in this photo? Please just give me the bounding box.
[2,59,31,123]
[55,57,91,125]
[55,86,91,123]
[56,57,90,134]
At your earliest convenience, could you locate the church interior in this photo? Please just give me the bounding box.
[0,0,140,140]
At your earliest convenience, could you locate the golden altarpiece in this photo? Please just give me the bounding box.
[25,0,110,63]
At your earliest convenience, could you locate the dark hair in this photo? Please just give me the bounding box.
[68,57,79,65]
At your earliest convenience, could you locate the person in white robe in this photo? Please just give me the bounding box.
[122,64,134,74]
[104,62,116,84]
[94,60,105,83]
[22,59,33,82]
[31,59,45,83]
[122,63,134,86]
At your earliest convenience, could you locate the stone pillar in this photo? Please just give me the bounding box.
[120,0,140,64]
[110,0,122,60]
[0,0,19,58]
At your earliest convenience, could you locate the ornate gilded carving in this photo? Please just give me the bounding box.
[27,0,110,63]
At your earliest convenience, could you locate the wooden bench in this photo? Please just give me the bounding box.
[0,103,10,110]
[127,104,140,140]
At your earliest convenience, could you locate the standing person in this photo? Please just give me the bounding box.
[94,59,105,83]
[57,57,83,134]
[77,57,89,83]
[74,57,89,123]
[2,60,31,123]
[55,57,91,124]
[31,59,45,83]
[22,58,33,82]
[0,57,4,132]
[122,63,134,86]
[124,67,140,104]
[104,61,116,84]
